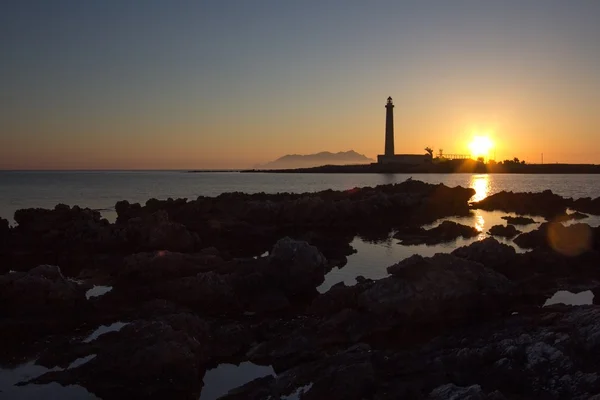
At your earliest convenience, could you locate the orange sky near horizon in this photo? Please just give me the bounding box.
[2,1,599,170]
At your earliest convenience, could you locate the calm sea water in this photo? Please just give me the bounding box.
[1,171,600,222]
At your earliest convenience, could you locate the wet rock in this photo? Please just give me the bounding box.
[472,190,570,218]
[395,221,479,245]
[488,224,521,238]
[501,215,536,225]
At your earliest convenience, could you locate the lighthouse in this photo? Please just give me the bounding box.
[384,96,395,156]
[377,96,432,165]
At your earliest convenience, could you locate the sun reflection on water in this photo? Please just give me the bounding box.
[475,213,485,233]
[470,174,490,203]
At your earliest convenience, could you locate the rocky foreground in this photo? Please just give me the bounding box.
[2,181,600,399]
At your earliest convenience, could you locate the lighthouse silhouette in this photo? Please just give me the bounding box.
[377,96,431,165]
[384,96,395,156]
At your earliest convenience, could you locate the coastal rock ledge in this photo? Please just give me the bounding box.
[2,181,600,399]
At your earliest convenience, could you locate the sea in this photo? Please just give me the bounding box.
[2,171,600,399]
[2,171,600,223]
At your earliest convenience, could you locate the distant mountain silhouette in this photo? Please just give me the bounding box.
[257,150,374,169]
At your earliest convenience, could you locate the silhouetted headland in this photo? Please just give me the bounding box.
[243,159,600,174]
[255,150,374,169]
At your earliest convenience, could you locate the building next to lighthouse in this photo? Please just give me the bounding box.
[377,96,432,165]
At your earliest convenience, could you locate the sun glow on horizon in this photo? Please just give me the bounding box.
[468,135,494,159]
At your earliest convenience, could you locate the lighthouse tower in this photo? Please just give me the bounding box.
[377,96,431,165]
[384,96,395,156]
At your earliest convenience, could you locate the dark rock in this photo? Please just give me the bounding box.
[10,183,600,399]
[472,190,570,218]
[432,307,600,398]
[570,211,590,220]
[509,248,600,291]
[116,210,200,253]
[199,246,221,256]
[356,275,372,284]
[0,217,9,242]
[362,254,514,323]
[409,183,476,223]
[552,211,590,223]
[395,221,479,245]
[0,265,85,317]
[308,282,364,316]
[247,289,291,313]
[115,181,475,249]
[513,222,550,249]
[156,272,242,316]
[297,230,356,269]
[232,307,600,399]
[5,181,479,274]
[428,383,497,400]
[118,251,222,283]
[242,343,375,400]
[501,215,536,225]
[488,224,521,238]
[30,313,222,399]
[572,196,600,216]
[114,200,142,223]
[264,237,327,296]
[0,265,89,349]
[452,237,517,273]
[13,204,105,233]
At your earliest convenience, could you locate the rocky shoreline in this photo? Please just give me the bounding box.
[2,180,600,399]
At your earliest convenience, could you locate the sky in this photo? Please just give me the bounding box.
[1,0,600,169]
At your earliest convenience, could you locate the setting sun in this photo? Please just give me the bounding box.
[469,135,493,159]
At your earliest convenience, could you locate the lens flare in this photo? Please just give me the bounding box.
[547,222,592,256]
